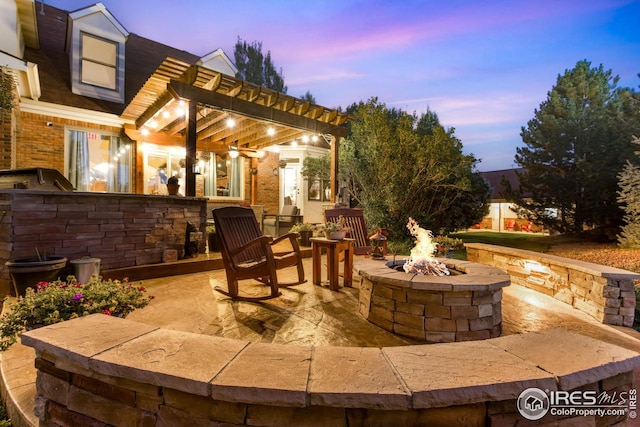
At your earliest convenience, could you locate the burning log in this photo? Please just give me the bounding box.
[402,218,451,276]
[403,260,450,276]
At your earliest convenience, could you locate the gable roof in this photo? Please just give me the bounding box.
[481,168,529,202]
[23,3,200,115]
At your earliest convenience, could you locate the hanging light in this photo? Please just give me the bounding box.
[228,146,240,159]
[226,117,236,128]
[267,127,275,136]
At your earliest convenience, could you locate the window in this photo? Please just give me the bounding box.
[308,179,331,201]
[203,153,243,199]
[81,34,117,90]
[66,129,132,193]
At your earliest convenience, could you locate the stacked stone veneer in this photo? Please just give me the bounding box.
[0,189,207,293]
[18,315,640,426]
[466,243,639,327]
[355,258,510,343]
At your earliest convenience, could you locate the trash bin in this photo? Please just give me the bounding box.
[70,257,101,283]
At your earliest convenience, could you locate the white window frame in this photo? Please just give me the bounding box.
[80,33,118,90]
[64,126,132,193]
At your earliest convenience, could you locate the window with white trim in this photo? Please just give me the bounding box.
[203,153,244,199]
[81,34,117,90]
[65,128,132,193]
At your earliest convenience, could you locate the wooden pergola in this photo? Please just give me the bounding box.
[121,57,353,199]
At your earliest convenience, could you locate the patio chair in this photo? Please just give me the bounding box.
[262,205,303,236]
[213,206,306,301]
[324,208,374,255]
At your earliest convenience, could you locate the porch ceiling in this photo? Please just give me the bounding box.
[121,57,353,152]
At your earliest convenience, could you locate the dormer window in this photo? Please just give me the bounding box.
[81,33,117,90]
[66,3,128,103]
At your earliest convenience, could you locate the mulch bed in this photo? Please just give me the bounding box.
[547,242,640,274]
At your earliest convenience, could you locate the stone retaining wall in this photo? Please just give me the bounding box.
[21,314,640,426]
[465,243,639,327]
[0,190,207,294]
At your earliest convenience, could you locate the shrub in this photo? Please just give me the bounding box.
[290,222,315,233]
[0,276,151,351]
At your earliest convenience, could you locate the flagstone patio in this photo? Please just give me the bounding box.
[2,254,640,426]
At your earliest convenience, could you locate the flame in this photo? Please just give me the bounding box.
[405,217,437,263]
[403,218,449,276]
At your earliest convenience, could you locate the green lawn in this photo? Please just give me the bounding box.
[449,231,554,253]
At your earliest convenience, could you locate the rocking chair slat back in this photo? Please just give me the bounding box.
[217,213,264,264]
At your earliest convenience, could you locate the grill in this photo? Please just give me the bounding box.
[0,168,74,191]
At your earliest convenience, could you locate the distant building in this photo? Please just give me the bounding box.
[472,168,544,233]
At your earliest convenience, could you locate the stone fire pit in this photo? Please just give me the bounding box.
[355,257,510,343]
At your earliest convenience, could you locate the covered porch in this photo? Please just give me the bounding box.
[120,58,353,215]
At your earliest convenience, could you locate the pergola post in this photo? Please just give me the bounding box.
[184,100,197,197]
[330,135,339,205]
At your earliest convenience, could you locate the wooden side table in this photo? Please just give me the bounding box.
[311,238,354,291]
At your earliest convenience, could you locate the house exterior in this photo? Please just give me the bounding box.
[473,168,544,233]
[0,0,350,222]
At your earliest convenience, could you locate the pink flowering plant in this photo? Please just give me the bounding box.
[0,276,151,351]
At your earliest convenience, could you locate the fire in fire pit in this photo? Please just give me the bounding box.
[402,218,450,276]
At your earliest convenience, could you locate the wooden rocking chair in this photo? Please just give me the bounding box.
[212,206,306,301]
[324,208,373,255]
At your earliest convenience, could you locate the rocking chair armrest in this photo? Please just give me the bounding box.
[228,235,274,258]
[271,232,302,251]
[271,232,299,245]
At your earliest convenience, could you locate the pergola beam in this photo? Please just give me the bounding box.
[167,80,349,138]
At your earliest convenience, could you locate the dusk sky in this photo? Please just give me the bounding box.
[48,0,639,171]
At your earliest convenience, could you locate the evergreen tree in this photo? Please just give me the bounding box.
[340,98,489,238]
[618,138,640,248]
[300,90,316,104]
[0,67,15,111]
[507,60,637,237]
[233,38,287,93]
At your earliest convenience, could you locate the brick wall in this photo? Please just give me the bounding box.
[256,151,280,215]
[0,190,207,295]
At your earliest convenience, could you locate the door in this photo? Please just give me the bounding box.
[143,147,184,195]
[281,166,299,210]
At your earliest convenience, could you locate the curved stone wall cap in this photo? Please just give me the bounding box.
[490,328,640,391]
[383,339,557,408]
[21,314,158,370]
[91,328,249,397]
